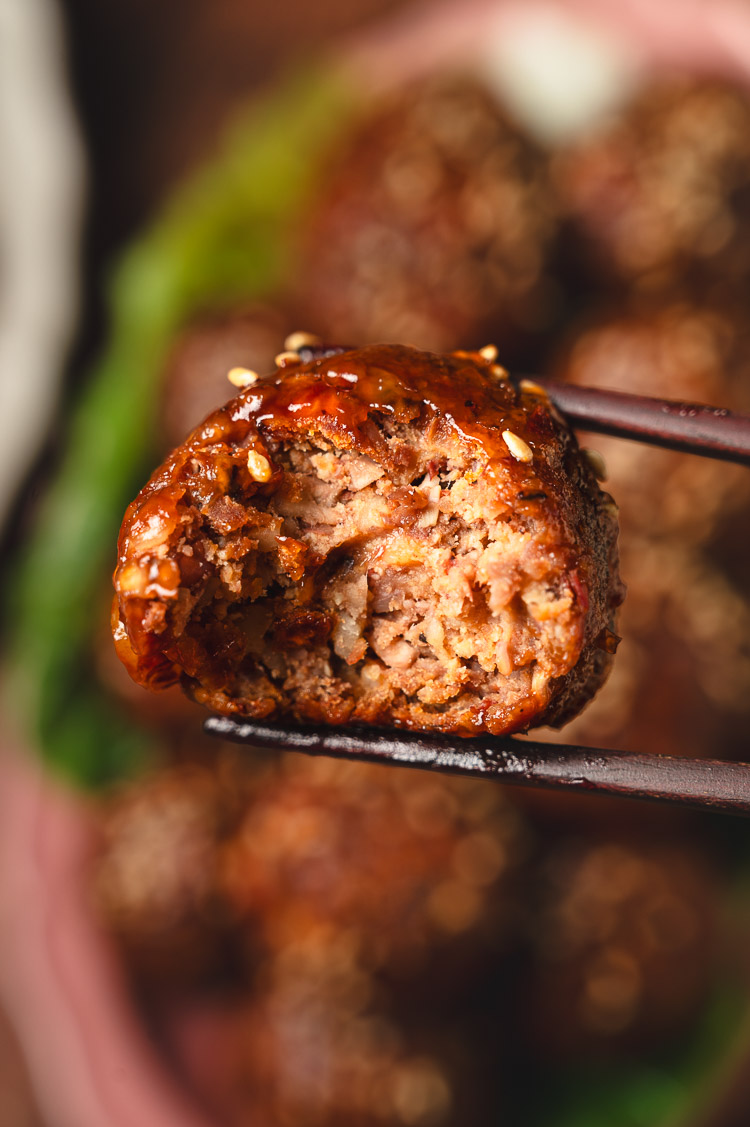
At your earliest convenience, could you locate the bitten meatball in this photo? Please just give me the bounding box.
[113,343,622,736]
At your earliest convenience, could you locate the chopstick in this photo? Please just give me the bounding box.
[529,378,750,466]
[204,716,750,817]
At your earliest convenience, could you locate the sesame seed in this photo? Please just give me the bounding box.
[491,363,509,381]
[502,430,533,463]
[583,448,608,481]
[519,378,548,399]
[247,450,272,482]
[284,330,321,351]
[117,563,147,594]
[227,366,259,388]
[274,350,301,368]
[479,344,498,362]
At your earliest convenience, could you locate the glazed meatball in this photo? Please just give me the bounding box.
[113,343,622,736]
[552,77,750,296]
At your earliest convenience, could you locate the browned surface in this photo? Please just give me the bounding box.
[295,76,560,359]
[552,77,750,297]
[94,753,526,1127]
[113,344,622,735]
[525,839,720,1055]
[550,300,750,760]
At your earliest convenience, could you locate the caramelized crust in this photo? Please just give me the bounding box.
[113,344,623,736]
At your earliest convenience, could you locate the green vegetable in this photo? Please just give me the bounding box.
[542,987,749,1127]
[5,61,357,786]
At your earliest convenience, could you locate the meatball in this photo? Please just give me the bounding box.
[551,301,750,542]
[525,839,720,1055]
[93,765,245,985]
[549,301,750,759]
[94,752,526,1127]
[295,76,561,362]
[113,343,622,736]
[552,78,750,297]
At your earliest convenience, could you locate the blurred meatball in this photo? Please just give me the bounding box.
[525,839,721,1055]
[171,983,457,1127]
[94,753,526,1124]
[95,754,524,990]
[549,301,750,757]
[552,301,750,541]
[552,78,750,298]
[203,756,525,1125]
[221,752,522,978]
[94,764,247,985]
[295,76,561,362]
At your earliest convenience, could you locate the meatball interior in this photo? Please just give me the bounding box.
[114,344,622,736]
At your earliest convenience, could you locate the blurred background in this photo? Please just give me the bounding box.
[3,0,750,1124]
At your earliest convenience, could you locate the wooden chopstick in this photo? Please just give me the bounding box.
[204,716,750,817]
[532,378,750,466]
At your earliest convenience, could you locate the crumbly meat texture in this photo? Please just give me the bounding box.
[113,344,623,736]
